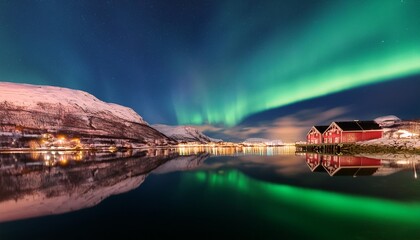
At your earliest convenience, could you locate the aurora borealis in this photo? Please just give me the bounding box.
[0,0,419,134]
[174,0,420,126]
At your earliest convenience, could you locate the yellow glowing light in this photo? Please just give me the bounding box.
[109,146,117,152]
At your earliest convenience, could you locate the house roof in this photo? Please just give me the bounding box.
[356,121,382,130]
[334,121,362,131]
[334,121,382,131]
[314,125,328,133]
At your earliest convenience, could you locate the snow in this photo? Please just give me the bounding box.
[243,138,270,144]
[0,132,13,136]
[0,82,145,124]
[358,137,420,149]
[152,124,220,143]
[267,139,284,146]
[374,115,401,127]
[243,138,284,146]
[208,137,223,143]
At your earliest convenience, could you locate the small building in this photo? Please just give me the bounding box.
[323,120,383,144]
[306,125,328,144]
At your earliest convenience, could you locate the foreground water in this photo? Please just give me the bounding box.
[0,147,420,239]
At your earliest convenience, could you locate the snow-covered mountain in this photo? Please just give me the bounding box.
[152,124,222,144]
[242,138,284,146]
[374,115,401,127]
[0,82,174,148]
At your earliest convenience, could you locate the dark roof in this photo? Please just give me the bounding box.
[334,121,363,131]
[334,121,382,131]
[314,125,328,133]
[357,121,382,130]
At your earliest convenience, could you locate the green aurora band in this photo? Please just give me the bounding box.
[188,170,420,238]
[174,0,420,126]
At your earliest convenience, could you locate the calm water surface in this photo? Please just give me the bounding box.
[0,147,420,239]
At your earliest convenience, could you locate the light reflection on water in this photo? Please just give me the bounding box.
[177,145,296,156]
[0,147,420,239]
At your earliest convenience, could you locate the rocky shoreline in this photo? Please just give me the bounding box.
[341,143,420,155]
[296,141,420,155]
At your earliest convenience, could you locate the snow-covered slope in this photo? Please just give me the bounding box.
[359,138,420,150]
[243,138,284,146]
[152,124,222,143]
[356,115,420,151]
[372,115,420,140]
[0,82,173,147]
[374,115,401,127]
[0,82,144,124]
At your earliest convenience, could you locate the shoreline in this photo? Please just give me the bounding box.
[1,143,418,155]
[0,144,293,153]
[296,142,420,155]
[342,143,420,155]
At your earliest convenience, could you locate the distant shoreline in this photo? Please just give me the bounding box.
[0,144,294,153]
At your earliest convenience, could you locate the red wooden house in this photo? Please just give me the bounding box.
[323,121,383,144]
[306,125,328,144]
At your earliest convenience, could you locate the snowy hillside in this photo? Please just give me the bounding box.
[0,82,173,148]
[359,138,420,150]
[374,115,401,127]
[243,138,284,146]
[152,124,222,144]
[356,115,420,152]
[0,82,144,124]
[373,115,420,140]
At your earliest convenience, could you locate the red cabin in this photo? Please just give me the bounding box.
[306,125,328,144]
[323,121,383,144]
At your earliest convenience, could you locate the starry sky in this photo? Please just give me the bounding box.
[0,0,419,141]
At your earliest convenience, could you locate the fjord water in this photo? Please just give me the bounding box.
[0,148,420,239]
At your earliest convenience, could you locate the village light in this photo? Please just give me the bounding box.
[59,159,68,165]
[396,160,410,165]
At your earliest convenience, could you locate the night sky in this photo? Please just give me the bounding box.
[1,0,419,141]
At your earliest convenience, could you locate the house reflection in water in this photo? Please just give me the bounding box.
[305,153,326,172]
[322,155,381,176]
[305,153,419,177]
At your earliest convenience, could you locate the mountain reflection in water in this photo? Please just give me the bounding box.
[0,149,209,223]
